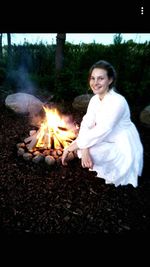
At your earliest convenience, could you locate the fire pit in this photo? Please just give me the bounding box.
[17,105,79,165]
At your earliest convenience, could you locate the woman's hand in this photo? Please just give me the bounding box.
[81,148,93,169]
[61,148,70,166]
[62,141,78,166]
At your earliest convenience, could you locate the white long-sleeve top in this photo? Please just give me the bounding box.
[76,89,133,149]
[76,89,143,187]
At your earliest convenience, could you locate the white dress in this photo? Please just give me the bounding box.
[76,89,143,187]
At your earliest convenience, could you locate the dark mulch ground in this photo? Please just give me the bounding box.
[0,98,150,238]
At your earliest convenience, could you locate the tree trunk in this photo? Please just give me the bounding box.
[7,33,12,70]
[0,33,2,60]
[54,33,66,101]
[55,33,66,72]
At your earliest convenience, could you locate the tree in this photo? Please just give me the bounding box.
[55,33,66,72]
[0,33,2,61]
[113,33,123,45]
[7,33,12,70]
[54,33,66,101]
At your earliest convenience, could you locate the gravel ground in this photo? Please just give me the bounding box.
[0,99,150,237]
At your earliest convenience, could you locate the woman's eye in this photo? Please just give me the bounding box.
[90,77,104,81]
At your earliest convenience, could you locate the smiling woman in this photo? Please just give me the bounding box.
[61,60,144,188]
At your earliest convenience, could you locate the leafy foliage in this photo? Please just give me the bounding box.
[1,39,150,105]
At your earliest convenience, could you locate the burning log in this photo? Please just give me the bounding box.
[24,129,40,150]
[17,105,79,165]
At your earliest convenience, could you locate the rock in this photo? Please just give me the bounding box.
[140,105,150,127]
[5,92,44,115]
[72,94,93,111]
[32,154,44,164]
[23,152,33,160]
[45,155,55,165]
[17,147,25,156]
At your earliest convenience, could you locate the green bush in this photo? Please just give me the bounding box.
[1,40,150,106]
[0,67,6,84]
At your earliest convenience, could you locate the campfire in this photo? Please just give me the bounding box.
[17,105,79,165]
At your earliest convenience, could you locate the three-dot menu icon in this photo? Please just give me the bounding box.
[141,6,144,15]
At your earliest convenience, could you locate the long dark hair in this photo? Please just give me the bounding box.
[88,60,117,90]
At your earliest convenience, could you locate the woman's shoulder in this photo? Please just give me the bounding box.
[109,89,126,103]
[88,94,98,104]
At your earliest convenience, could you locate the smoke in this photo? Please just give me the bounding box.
[7,65,36,95]
[5,44,37,95]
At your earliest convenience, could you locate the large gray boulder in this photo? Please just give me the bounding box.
[140,105,150,127]
[72,94,93,112]
[5,92,44,115]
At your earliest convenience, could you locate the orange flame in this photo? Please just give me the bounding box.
[35,106,78,150]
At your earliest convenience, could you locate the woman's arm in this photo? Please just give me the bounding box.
[61,141,93,169]
[76,96,126,149]
[61,140,79,166]
[62,97,95,166]
[81,148,93,169]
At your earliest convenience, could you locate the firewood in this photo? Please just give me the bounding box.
[53,134,62,150]
[24,130,39,144]
[26,137,38,151]
[29,130,36,136]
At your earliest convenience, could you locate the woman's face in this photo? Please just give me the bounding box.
[89,68,112,96]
